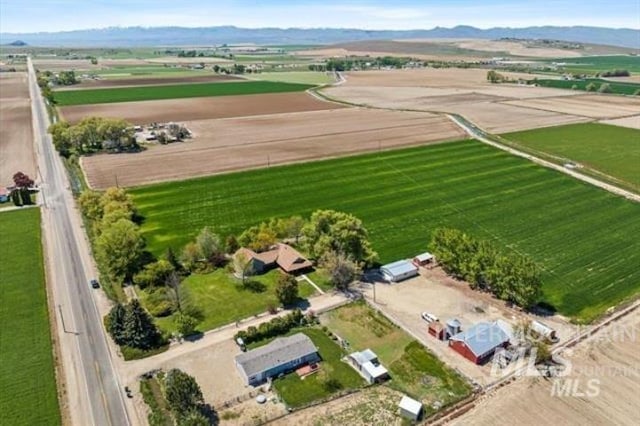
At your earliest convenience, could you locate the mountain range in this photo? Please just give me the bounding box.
[1,25,638,49]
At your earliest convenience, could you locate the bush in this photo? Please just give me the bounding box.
[234,309,304,344]
[145,288,175,317]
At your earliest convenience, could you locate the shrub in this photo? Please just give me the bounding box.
[145,288,175,317]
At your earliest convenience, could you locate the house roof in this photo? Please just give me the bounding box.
[349,349,378,366]
[381,260,418,277]
[399,395,422,415]
[235,333,318,378]
[235,244,312,273]
[414,252,434,262]
[450,321,510,357]
[275,244,313,273]
[362,361,388,379]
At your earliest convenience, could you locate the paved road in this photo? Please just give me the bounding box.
[27,58,131,426]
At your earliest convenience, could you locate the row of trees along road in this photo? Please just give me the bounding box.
[430,227,542,309]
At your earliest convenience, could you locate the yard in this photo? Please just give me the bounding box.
[141,268,318,333]
[322,302,471,414]
[131,139,640,323]
[501,123,640,191]
[0,209,60,425]
[53,80,314,106]
[270,328,364,408]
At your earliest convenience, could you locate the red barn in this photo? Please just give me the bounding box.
[449,321,510,364]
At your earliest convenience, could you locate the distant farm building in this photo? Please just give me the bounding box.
[380,260,419,282]
[399,395,422,421]
[236,243,313,275]
[235,333,320,386]
[0,188,9,203]
[449,321,510,364]
[412,252,434,267]
[347,349,389,384]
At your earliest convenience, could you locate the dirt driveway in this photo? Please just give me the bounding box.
[358,268,574,387]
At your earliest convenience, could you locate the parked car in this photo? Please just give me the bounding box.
[421,312,438,323]
[124,386,132,398]
[236,337,246,351]
[90,279,100,289]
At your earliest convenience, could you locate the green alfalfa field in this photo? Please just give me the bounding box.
[502,123,640,192]
[131,140,640,323]
[0,209,60,425]
[53,80,314,106]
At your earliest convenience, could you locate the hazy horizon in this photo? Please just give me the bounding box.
[1,0,638,34]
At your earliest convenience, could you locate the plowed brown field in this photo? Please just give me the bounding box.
[0,73,35,187]
[81,108,466,189]
[60,92,342,124]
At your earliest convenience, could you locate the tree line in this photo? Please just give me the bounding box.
[430,228,542,309]
[49,117,136,156]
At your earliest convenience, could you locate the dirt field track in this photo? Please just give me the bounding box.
[81,108,466,189]
[450,309,640,426]
[60,92,342,124]
[67,74,240,89]
[0,73,35,187]
[323,69,639,133]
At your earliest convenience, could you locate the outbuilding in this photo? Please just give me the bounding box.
[347,349,389,384]
[531,320,558,342]
[0,188,9,203]
[413,252,435,267]
[428,321,445,340]
[380,260,419,283]
[449,321,510,364]
[399,395,422,421]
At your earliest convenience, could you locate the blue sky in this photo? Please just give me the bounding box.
[1,0,638,33]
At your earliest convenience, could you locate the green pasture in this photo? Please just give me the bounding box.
[131,140,640,322]
[531,78,640,95]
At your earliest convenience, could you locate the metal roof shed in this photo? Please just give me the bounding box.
[399,395,422,421]
[381,260,419,282]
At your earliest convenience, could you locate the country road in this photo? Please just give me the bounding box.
[27,58,133,426]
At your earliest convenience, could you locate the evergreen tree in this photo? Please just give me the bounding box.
[164,369,204,418]
[106,303,127,345]
[122,300,160,350]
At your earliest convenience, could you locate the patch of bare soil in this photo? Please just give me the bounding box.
[81,108,466,189]
[275,386,406,426]
[600,115,640,129]
[504,94,640,119]
[60,92,342,125]
[0,72,35,187]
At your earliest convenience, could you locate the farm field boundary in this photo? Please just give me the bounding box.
[130,139,640,323]
[0,209,61,425]
[53,80,315,106]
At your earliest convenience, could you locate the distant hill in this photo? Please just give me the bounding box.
[5,40,27,46]
[0,25,638,49]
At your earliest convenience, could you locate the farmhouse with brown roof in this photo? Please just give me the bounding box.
[236,243,313,274]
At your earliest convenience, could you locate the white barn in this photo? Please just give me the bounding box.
[381,260,419,282]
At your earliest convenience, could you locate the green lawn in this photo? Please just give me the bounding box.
[131,140,640,322]
[0,209,61,425]
[247,71,334,85]
[53,80,314,106]
[323,302,471,412]
[531,78,640,95]
[146,269,317,333]
[271,328,364,408]
[502,123,640,191]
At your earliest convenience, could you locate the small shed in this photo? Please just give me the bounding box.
[399,395,422,421]
[348,349,389,384]
[381,260,419,283]
[413,252,434,267]
[531,320,558,342]
[428,321,445,340]
[0,188,9,203]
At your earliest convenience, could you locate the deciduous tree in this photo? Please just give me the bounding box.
[275,273,299,306]
[321,250,361,290]
[164,369,204,418]
[95,218,145,283]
